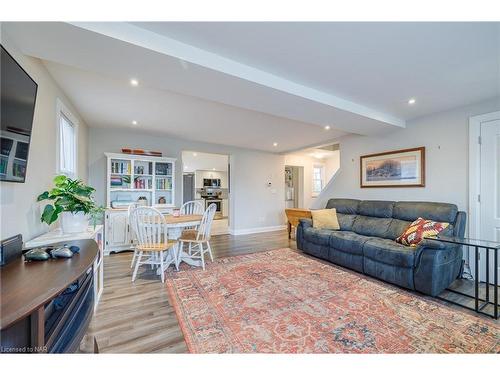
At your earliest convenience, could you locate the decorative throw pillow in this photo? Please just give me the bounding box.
[396,217,449,247]
[311,208,340,230]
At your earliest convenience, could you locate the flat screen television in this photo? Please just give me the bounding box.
[1,45,38,183]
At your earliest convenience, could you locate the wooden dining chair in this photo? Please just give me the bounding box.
[129,206,177,283]
[128,202,141,269]
[178,203,217,270]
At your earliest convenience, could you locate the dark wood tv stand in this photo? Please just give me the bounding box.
[0,239,98,353]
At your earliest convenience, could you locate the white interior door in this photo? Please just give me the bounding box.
[479,119,500,284]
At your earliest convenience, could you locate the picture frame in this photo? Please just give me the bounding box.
[360,147,425,188]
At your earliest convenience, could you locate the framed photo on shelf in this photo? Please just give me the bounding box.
[360,147,425,188]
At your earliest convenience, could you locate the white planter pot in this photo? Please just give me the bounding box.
[60,212,89,234]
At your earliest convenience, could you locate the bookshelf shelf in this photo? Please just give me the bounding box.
[105,152,176,208]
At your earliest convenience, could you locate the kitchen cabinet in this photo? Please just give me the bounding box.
[195,170,228,188]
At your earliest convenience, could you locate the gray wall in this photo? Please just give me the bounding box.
[88,128,286,232]
[314,97,500,213]
[0,32,89,241]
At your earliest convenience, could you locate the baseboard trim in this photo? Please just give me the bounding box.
[229,225,287,236]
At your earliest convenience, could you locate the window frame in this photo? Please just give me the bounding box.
[56,99,79,178]
[312,164,325,197]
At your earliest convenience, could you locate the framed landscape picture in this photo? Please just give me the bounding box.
[360,147,425,188]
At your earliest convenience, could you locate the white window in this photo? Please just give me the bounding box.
[312,165,324,197]
[56,100,78,177]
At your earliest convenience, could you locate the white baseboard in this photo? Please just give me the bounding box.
[229,225,287,236]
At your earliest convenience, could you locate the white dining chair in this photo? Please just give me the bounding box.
[180,200,205,256]
[128,202,141,268]
[178,203,217,270]
[129,206,177,283]
[180,200,205,216]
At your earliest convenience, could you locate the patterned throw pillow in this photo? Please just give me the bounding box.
[396,217,449,247]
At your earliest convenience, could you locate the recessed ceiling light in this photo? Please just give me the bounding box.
[324,125,331,130]
[212,168,216,171]
[130,78,139,86]
[273,142,278,147]
[408,98,416,105]
[132,120,138,125]
[193,152,198,157]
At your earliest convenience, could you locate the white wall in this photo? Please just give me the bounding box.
[284,151,340,209]
[314,98,500,212]
[182,151,228,172]
[88,128,285,233]
[0,32,89,241]
[324,152,340,182]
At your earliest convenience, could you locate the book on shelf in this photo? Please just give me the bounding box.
[156,177,172,190]
[134,178,151,189]
[134,163,153,175]
[155,162,172,176]
[111,160,131,174]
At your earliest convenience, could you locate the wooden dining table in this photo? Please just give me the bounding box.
[158,214,203,272]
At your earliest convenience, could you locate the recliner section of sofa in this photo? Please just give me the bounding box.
[296,199,466,296]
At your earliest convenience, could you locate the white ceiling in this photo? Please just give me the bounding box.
[42,60,345,152]
[132,22,500,120]
[3,22,499,153]
[287,146,339,161]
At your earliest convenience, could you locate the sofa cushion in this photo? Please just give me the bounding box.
[326,199,360,214]
[385,219,412,240]
[303,227,335,246]
[352,215,393,238]
[336,213,357,231]
[393,201,458,223]
[311,209,340,230]
[363,238,416,268]
[358,200,394,218]
[329,231,373,255]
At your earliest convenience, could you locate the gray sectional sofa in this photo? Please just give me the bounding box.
[296,199,466,296]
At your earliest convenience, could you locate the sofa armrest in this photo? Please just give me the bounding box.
[418,239,447,250]
[299,218,313,229]
[414,240,464,296]
[296,218,312,250]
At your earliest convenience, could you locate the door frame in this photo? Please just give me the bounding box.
[468,111,500,266]
[180,150,232,232]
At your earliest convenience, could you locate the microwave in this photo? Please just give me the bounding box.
[203,178,221,187]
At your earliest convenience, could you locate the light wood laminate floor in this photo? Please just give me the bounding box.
[82,230,296,353]
[82,230,498,353]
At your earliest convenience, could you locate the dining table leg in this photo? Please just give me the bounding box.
[156,223,202,275]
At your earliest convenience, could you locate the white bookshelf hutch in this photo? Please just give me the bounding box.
[104,152,176,254]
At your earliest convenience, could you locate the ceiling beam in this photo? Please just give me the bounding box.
[71,22,406,129]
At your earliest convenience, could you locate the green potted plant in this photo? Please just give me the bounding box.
[37,175,103,233]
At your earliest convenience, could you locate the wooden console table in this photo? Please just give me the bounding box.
[25,226,104,311]
[285,208,312,239]
[0,239,98,353]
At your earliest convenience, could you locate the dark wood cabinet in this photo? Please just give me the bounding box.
[0,239,97,353]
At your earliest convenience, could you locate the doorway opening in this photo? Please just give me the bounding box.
[181,151,230,235]
[284,143,340,209]
[285,165,303,209]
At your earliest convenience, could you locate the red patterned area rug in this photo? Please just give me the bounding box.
[165,248,500,353]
